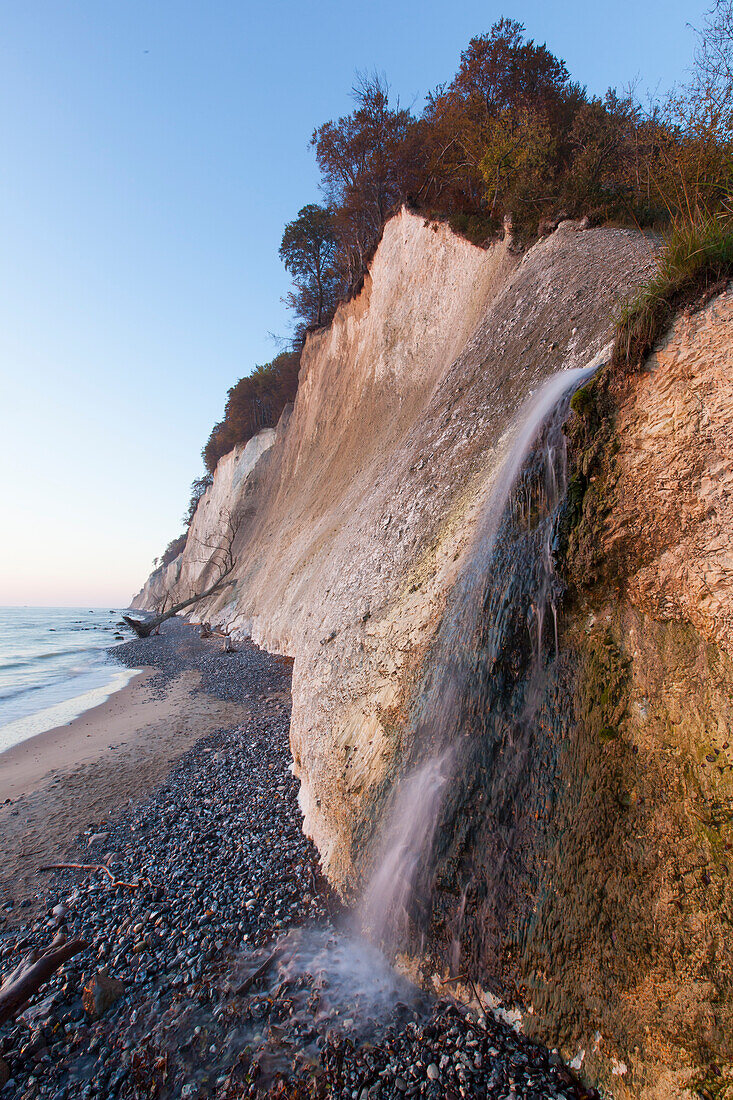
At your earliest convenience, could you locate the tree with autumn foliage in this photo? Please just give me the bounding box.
[311,72,421,287]
[203,350,300,474]
[419,19,584,237]
[201,9,733,486]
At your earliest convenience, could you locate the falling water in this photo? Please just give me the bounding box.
[361,749,454,945]
[155,364,601,1087]
[360,366,595,952]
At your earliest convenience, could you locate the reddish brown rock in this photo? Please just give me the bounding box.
[82,970,125,1019]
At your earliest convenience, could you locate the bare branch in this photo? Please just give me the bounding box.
[125,508,243,638]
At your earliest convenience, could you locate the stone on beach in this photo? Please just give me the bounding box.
[82,970,125,1018]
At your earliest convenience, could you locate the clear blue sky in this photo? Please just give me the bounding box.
[0,0,708,606]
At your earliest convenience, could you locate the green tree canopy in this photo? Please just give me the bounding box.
[279,204,342,333]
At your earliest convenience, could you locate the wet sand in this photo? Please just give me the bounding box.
[0,664,247,923]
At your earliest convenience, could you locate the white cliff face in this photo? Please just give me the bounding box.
[130,429,276,611]
[177,429,277,602]
[130,554,181,611]
[133,209,657,885]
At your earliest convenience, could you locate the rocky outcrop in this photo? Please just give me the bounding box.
[133,210,733,1093]
[540,290,733,1098]
[579,290,733,652]
[131,428,277,611]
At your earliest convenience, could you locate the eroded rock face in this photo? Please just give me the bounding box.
[133,210,656,887]
[423,293,733,1099]
[600,291,733,651]
[538,290,733,1098]
[129,210,733,1093]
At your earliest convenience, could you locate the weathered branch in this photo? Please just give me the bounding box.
[123,575,235,638]
[125,509,242,638]
[39,863,148,890]
[0,933,88,1027]
[234,949,282,996]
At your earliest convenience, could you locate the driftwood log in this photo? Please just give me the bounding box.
[122,576,234,639]
[0,933,87,1027]
[234,948,282,996]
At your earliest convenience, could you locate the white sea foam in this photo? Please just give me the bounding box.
[0,606,138,752]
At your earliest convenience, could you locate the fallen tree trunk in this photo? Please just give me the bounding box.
[125,508,242,638]
[0,933,88,1027]
[123,576,235,638]
[234,948,282,996]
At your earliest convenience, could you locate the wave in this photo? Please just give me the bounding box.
[0,645,104,672]
[0,668,90,704]
[0,608,130,743]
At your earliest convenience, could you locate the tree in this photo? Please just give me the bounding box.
[312,72,419,286]
[443,18,571,118]
[123,509,242,638]
[279,204,342,333]
[478,106,556,215]
[183,474,213,527]
[615,3,733,230]
[203,350,300,474]
[661,0,733,220]
[690,0,733,134]
[421,19,582,235]
[160,533,188,567]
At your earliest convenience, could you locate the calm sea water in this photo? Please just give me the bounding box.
[0,607,140,754]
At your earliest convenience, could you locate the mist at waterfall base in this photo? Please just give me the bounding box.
[204,364,596,1075]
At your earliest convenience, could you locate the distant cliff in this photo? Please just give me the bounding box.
[132,208,733,1097]
[131,428,276,611]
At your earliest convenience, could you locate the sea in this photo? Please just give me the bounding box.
[0,607,140,755]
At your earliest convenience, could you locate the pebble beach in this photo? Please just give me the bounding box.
[0,620,598,1099]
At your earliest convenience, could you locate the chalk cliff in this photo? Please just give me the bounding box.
[132,208,733,1096]
[132,429,277,610]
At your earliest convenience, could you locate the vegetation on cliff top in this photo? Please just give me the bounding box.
[198,6,733,485]
[202,351,300,475]
[613,0,733,368]
[151,533,188,572]
[614,213,733,371]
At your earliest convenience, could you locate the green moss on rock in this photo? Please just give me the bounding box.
[578,630,631,744]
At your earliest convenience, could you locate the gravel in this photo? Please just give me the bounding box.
[0,619,598,1099]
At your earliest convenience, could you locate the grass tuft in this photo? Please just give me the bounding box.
[613,213,733,371]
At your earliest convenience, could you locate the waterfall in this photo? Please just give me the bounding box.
[360,366,594,952]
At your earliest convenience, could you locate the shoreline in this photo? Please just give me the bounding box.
[0,606,144,756]
[0,659,142,759]
[0,667,152,804]
[0,627,250,924]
